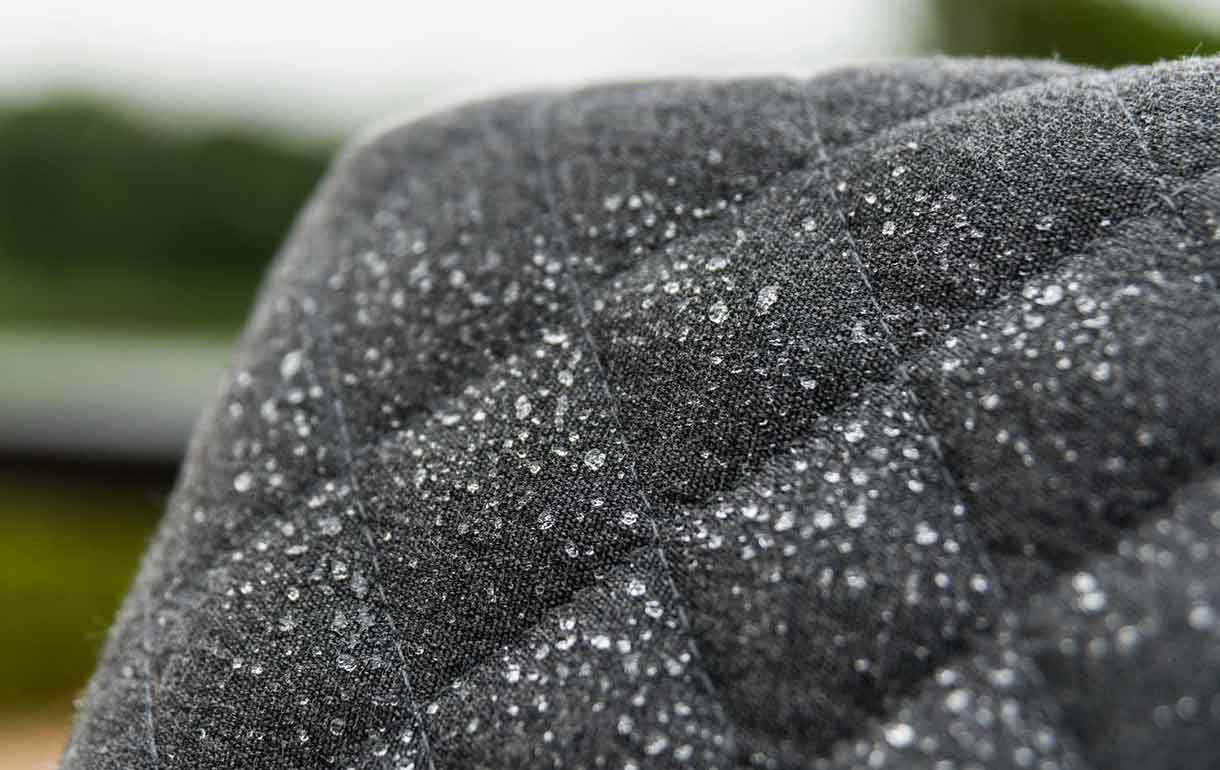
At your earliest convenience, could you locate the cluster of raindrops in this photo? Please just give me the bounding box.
[420,559,732,768]
[827,641,1082,770]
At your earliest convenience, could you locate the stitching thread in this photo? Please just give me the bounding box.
[142,592,161,769]
[528,93,740,762]
[306,309,439,770]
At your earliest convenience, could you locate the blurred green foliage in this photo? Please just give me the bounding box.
[925,0,1220,67]
[0,99,334,334]
[0,472,162,711]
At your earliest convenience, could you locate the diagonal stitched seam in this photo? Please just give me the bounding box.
[141,588,161,769]
[527,93,740,758]
[799,74,1034,609]
[797,77,1107,770]
[1106,79,1159,187]
[1005,69,1177,770]
[302,304,439,770]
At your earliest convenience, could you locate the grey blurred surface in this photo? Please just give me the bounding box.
[0,332,230,459]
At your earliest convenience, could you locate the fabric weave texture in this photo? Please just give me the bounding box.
[63,56,1220,770]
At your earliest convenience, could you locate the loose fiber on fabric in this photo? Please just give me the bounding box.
[62,56,1220,770]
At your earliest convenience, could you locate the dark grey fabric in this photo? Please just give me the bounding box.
[62,56,1220,770]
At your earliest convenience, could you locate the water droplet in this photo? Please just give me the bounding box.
[708,301,729,324]
[881,220,896,236]
[755,285,779,314]
[884,722,915,748]
[336,653,357,672]
[1072,572,1098,592]
[845,504,867,528]
[331,560,349,581]
[800,378,818,390]
[914,523,938,545]
[515,395,533,419]
[845,569,868,589]
[644,735,670,756]
[233,471,254,493]
[944,688,970,713]
[319,516,343,536]
[1036,284,1064,305]
[280,350,303,379]
[617,714,634,735]
[1073,571,1106,612]
[1188,604,1216,630]
[584,449,606,471]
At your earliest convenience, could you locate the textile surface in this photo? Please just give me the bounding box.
[63,56,1220,769]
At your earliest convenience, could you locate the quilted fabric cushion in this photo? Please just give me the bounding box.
[63,56,1220,770]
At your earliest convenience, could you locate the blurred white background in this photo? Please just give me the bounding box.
[0,1,918,136]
